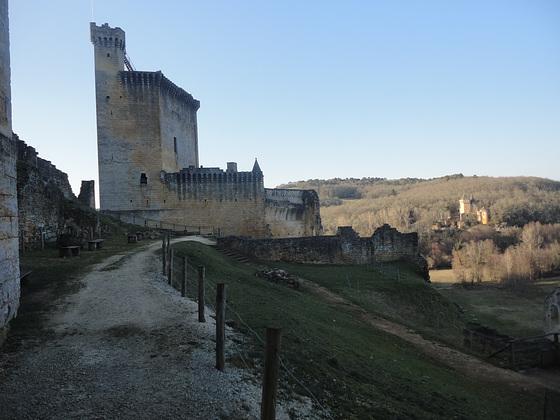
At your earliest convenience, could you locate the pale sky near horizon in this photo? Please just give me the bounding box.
[8,1,560,195]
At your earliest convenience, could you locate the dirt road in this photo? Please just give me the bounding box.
[0,238,308,419]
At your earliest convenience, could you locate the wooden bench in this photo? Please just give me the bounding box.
[88,239,105,251]
[59,246,81,258]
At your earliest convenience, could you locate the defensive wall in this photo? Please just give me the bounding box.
[78,180,95,209]
[16,137,102,250]
[103,164,323,238]
[0,0,19,332]
[217,224,429,281]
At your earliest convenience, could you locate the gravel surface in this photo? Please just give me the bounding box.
[0,238,318,419]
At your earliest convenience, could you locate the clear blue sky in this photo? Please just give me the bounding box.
[8,1,560,195]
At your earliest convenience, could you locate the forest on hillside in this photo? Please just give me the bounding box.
[278,175,560,284]
[278,174,560,235]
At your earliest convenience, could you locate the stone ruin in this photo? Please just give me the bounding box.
[544,287,560,335]
[218,224,429,281]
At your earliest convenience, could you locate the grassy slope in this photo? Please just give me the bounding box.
[431,270,557,338]
[172,241,544,419]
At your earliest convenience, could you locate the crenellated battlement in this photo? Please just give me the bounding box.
[119,70,200,110]
[90,22,125,51]
[162,164,264,193]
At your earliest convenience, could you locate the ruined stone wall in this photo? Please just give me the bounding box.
[16,137,101,249]
[217,224,429,280]
[78,180,95,208]
[264,189,323,238]
[0,0,19,330]
[16,137,79,248]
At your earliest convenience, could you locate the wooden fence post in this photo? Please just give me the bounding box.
[510,341,516,370]
[198,266,206,323]
[168,249,174,286]
[162,240,166,278]
[261,326,282,420]
[216,283,226,371]
[181,257,187,297]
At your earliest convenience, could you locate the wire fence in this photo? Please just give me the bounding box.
[163,242,334,420]
[103,211,237,237]
[162,240,559,419]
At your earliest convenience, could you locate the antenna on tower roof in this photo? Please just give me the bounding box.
[91,0,94,21]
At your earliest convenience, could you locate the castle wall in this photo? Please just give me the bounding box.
[264,189,323,238]
[217,224,430,280]
[0,0,19,330]
[16,137,89,249]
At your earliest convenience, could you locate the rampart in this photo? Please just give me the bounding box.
[217,224,430,280]
[16,137,101,249]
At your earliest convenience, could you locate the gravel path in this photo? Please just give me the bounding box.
[0,238,314,419]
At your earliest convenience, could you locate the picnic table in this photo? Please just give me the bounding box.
[88,239,105,251]
[59,246,81,258]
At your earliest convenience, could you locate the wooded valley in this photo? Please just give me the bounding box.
[279,175,560,285]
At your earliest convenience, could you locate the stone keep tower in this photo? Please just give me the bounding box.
[90,22,323,239]
[90,23,200,212]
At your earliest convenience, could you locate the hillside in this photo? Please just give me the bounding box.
[278,175,560,237]
[6,235,556,418]
[172,241,549,419]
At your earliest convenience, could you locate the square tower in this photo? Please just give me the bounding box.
[90,23,200,212]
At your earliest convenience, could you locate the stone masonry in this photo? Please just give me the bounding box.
[0,0,20,332]
[90,23,322,238]
[217,224,430,281]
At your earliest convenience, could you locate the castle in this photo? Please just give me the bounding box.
[459,194,489,227]
[90,23,322,238]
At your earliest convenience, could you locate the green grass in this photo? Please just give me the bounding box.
[171,241,544,419]
[431,270,554,338]
[15,235,153,335]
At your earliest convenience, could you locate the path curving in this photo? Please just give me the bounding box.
[302,279,560,393]
[0,238,315,419]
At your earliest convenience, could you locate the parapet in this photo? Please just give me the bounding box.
[119,71,200,110]
[90,22,125,51]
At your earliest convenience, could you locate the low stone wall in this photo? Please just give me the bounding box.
[217,224,429,281]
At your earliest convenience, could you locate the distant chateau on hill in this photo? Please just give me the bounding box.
[90,23,322,238]
[459,194,489,228]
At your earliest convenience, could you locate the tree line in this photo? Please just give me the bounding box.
[279,175,560,285]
